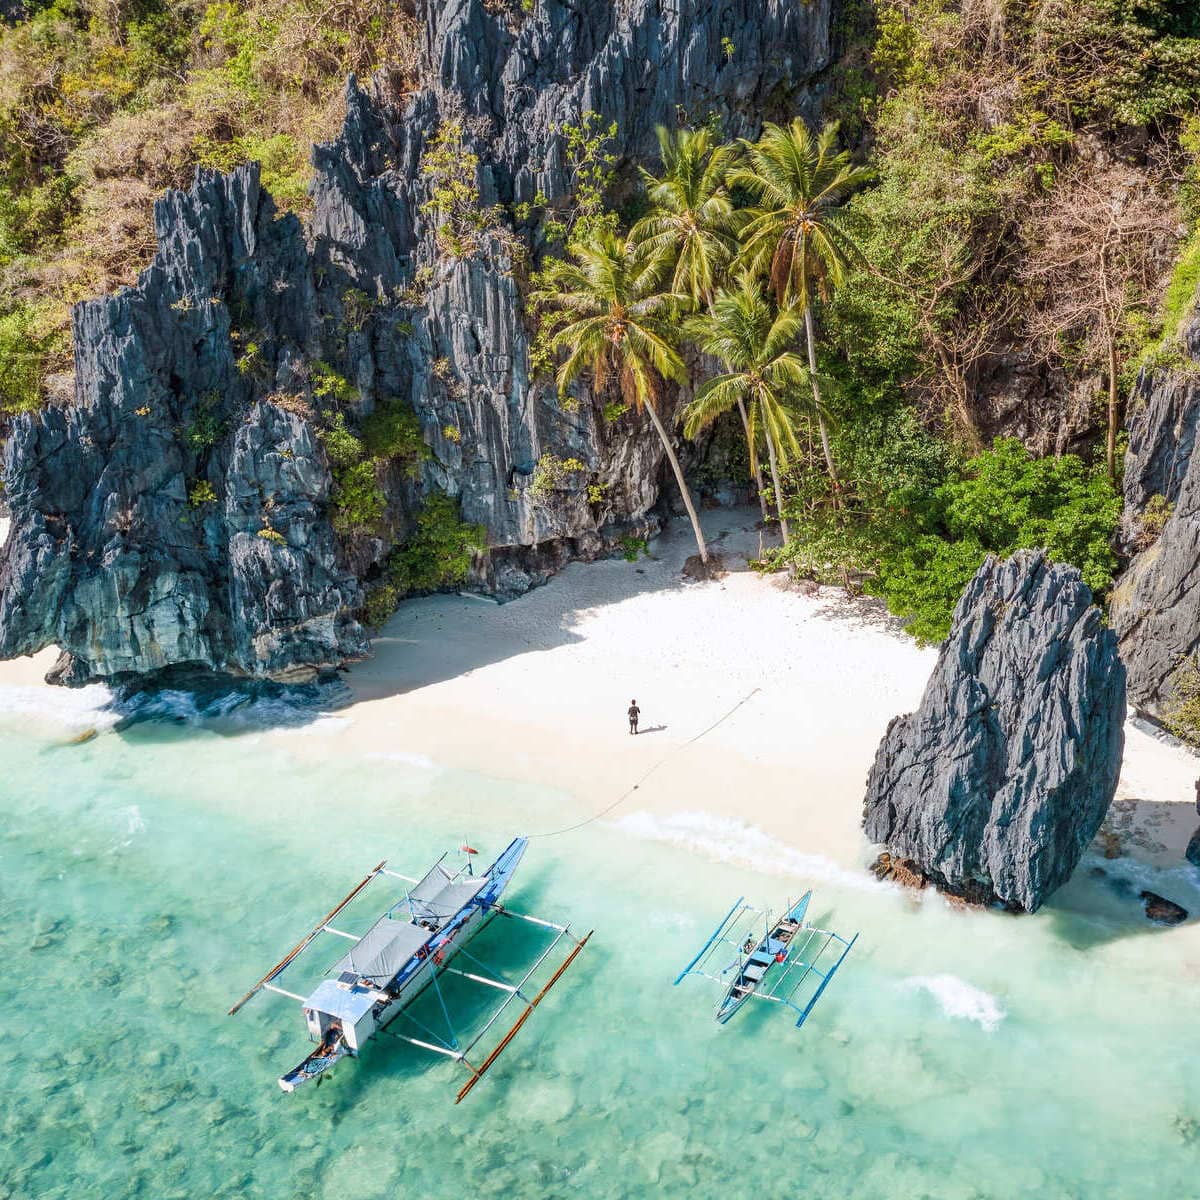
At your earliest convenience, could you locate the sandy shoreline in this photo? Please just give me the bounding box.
[1,508,1197,880]
[318,510,938,866]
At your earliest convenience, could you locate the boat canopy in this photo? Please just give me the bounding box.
[335,918,430,982]
[405,865,488,925]
[303,979,376,1024]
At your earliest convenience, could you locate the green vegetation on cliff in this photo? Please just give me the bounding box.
[7,0,1200,641]
[526,0,1200,637]
[0,0,416,411]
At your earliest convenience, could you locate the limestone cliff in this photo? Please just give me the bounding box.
[1110,301,1200,719]
[863,550,1126,912]
[0,0,836,683]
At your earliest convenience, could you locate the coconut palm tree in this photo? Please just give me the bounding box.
[731,118,871,500]
[531,229,709,564]
[683,277,827,540]
[632,127,771,519]
[632,126,743,309]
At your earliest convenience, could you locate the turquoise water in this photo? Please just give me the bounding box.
[3,699,1199,1199]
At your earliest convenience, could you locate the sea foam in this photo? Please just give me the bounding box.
[900,974,1006,1032]
[610,809,888,893]
[0,681,119,732]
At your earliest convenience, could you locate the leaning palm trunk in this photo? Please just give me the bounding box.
[643,399,709,563]
[735,396,770,522]
[761,420,789,542]
[803,305,839,505]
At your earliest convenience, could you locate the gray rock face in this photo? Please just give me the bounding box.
[0,0,835,682]
[0,168,367,682]
[1110,303,1200,717]
[863,550,1127,912]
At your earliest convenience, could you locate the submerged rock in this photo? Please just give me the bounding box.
[1186,827,1200,870]
[863,550,1127,913]
[1140,890,1188,926]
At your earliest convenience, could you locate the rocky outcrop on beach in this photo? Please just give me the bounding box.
[0,0,836,683]
[0,168,368,683]
[1110,301,1200,720]
[863,550,1127,912]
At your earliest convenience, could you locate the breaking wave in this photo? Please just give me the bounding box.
[0,672,353,737]
[0,682,119,733]
[900,974,1006,1032]
[610,809,888,893]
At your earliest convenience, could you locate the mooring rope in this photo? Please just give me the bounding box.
[528,687,762,839]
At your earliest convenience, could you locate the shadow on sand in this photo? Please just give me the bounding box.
[80,510,768,743]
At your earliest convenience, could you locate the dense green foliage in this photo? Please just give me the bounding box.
[878,440,1121,641]
[776,437,1120,642]
[362,403,428,466]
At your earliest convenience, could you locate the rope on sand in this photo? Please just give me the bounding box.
[528,687,763,839]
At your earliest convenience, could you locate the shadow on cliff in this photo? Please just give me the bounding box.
[1040,799,1200,947]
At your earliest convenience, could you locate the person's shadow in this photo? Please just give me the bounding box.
[636,724,667,735]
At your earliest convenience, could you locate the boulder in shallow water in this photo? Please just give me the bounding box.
[863,550,1126,912]
[1141,891,1188,926]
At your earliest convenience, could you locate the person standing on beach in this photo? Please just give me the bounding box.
[628,699,641,735]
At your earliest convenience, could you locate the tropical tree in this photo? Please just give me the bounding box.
[632,127,770,519]
[732,119,871,500]
[632,126,742,309]
[683,277,824,540]
[531,230,710,563]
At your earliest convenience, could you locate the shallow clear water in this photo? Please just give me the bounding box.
[3,697,1198,1200]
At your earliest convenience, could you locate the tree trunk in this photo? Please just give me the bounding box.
[644,398,708,563]
[803,305,839,505]
[762,419,790,543]
[1105,332,1120,483]
[736,396,770,522]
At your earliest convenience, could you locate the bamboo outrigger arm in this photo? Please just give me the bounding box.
[455,929,593,1103]
[228,861,387,1016]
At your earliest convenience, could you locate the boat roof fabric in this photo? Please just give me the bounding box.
[335,918,430,982]
[406,869,488,924]
[303,979,375,1024]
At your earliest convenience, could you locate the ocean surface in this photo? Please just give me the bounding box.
[3,683,1198,1200]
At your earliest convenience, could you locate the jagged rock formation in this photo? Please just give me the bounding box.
[0,169,367,683]
[863,550,1127,912]
[0,0,836,683]
[1110,300,1200,719]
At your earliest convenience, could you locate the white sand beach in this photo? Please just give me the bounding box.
[2,509,1197,879]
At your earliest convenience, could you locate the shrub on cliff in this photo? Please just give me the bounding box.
[362,495,485,625]
[387,495,484,595]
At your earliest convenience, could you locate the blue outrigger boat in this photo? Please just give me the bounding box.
[674,892,856,1027]
[229,837,591,1099]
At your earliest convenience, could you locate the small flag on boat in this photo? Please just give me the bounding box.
[462,845,478,855]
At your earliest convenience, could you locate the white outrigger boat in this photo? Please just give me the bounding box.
[674,892,856,1028]
[229,837,591,1098]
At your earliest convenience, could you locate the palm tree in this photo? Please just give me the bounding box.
[731,118,871,500]
[531,229,709,563]
[632,127,771,519]
[632,126,742,310]
[683,277,825,541]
